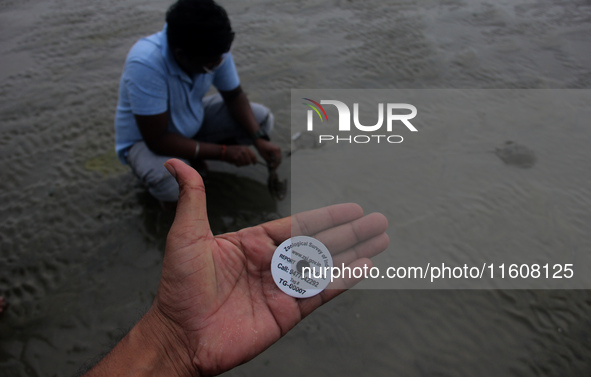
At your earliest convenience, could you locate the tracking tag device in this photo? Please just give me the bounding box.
[270,236,333,298]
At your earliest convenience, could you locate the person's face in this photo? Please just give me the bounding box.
[174,50,228,75]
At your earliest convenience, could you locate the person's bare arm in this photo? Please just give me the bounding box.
[135,112,257,166]
[83,159,389,376]
[220,86,282,169]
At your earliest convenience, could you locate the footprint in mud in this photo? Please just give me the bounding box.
[494,141,536,168]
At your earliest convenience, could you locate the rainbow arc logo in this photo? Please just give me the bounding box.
[297,93,418,145]
[302,98,328,129]
[300,96,417,136]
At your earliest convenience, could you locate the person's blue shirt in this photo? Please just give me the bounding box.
[115,25,240,164]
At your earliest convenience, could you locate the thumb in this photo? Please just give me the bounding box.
[164,159,210,236]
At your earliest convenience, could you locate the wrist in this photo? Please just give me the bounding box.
[84,306,196,377]
[131,306,197,377]
[193,142,201,160]
[251,129,270,143]
[253,138,268,149]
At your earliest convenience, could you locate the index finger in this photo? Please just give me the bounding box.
[261,203,364,245]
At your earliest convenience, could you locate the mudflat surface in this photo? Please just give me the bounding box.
[1,0,591,376]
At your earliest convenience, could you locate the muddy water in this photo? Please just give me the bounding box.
[1,0,591,376]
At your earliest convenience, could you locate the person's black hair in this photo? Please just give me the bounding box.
[166,0,234,58]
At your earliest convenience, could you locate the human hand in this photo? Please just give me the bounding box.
[84,159,388,377]
[224,145,258,166]
[254,139,282,170]
[151,159,389,376]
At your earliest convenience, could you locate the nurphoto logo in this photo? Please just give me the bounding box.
[302,98,418,144]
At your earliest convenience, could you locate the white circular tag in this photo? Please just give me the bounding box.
[270,236,333,298]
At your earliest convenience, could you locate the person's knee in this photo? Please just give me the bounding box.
[252,103,274,134]
[147,169,180,202]
[127,143,186,202]
[262,111,274,134]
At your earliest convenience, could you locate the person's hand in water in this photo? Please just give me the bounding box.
[84,158,389,377]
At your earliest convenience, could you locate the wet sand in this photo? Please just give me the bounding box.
[1,0,591,376]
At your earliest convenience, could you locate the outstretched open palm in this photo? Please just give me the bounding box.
[152,159,389,376]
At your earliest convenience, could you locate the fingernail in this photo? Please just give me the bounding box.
[164,162,177,178]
